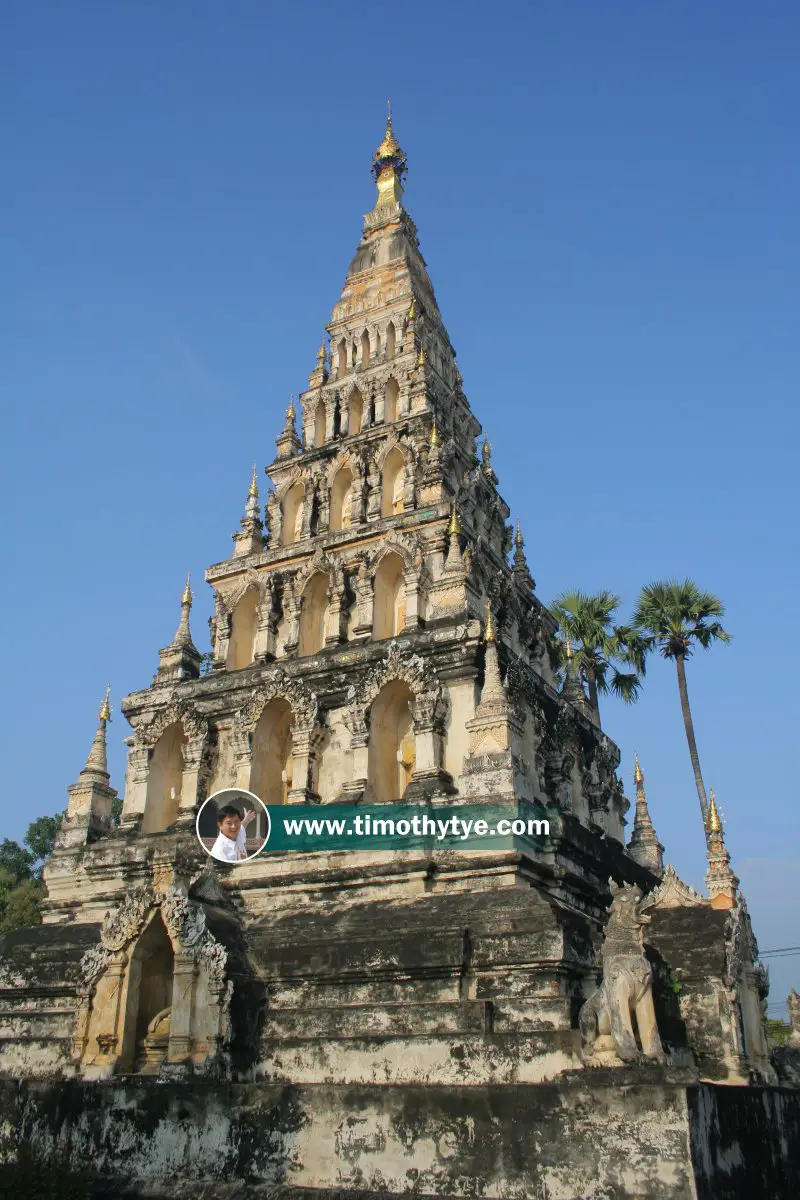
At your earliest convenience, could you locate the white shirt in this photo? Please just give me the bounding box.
[210,825,247,863]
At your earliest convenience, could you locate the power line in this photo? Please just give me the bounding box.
[760,946,800,957]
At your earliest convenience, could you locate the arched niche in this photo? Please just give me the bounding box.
[118,910,175,1074]
[381,446,405,518]
[226,588,259,671]
[142,722,187,835]
[373,552,405,640]
[386,321,396,360]
[314,399,326,448]
[298,572,330,657]
[249,696,293,805]
[281,482,304,546]
[360,330,370,368]
[368,679,415,803]
[330,466,354,532]
[337,338,347,379]
[349,388,363,435]
[385,377,399,423]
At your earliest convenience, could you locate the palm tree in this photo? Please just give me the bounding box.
[550,590,646,727]
[632,579,730,834]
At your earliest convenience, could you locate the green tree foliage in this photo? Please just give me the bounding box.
[0,812,63,934]
[765,1019,792,1049]
[24,813,63,872]
[0,838,34,882]
[632,579,730,836]
[549,589,646,727]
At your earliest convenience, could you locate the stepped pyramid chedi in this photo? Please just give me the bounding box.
[0,110,790,1199]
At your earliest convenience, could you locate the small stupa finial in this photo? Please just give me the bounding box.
[98,684,112,724]
[704,788,738,907]
[372,102,407,209]
[181,572,193,607]
[248,463,259,499]
[448,506,461,537]
[708,789,722,836]
[485,604,496,643]
[564,633,573,660]
[430,418,440,447]
[627,751,664,875]
[515,518,523,550]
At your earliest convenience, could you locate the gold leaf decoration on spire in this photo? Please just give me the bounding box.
[633,751,644,786]
[564,634,573,660]
[248,463,259,499]
[374,98,404,162]
[448,506,461,537]
[485,604,496,643]
[430,418,440,447]
[181,573,193,607]
[515,518,523,549]
[708,789,723,836]
[98,684,112,723]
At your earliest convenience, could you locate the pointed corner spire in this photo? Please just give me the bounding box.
[512,519,535,591]
[627,752,664,876]
[481,439,498,483]
[485,603,496,644]
[172,572,196,649]
[372,100,407,210]
[81,689,111,780]
[430,417,440,447]
[248,463,259,499]
[448,505,461,537]
[704,788,739,908]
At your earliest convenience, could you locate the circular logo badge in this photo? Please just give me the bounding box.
[196,788,270,863]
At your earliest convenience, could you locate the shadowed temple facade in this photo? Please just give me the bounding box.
[1,112,798,1198]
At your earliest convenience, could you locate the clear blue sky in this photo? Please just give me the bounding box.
[2,2,798,1011]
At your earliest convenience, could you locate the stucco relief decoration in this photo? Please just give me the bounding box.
[234,667,319,740]
[640,865,705,912]
[133,702,207,752]
[348,641,442,737]
[77,884,228,994]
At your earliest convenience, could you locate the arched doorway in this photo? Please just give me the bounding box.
[373,553,406,639]
[226,588,258,670]
[381,447,405,517]
[368,680,415,803]
[282,483,304,546]
[249,698,294,805]
[142,722,187,835]
[119,911,175,1073]
[299,572,330,657]
[330,466,354,531]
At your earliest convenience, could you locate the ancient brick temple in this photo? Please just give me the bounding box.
[1,113,798,1198]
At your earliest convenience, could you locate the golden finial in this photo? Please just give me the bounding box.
[316,341,326,363]
[708,789,723,835]
[633,751,644,786]
[481,439,491,465]
[448,506,461,536]
[485,604,496,643]
[375,99,402,160]
[417,345,426,368]
[248,463,259,499]
[408,297,416,321]
[515,518,523,549]
[98,684,111,723]
[285,394,296,420]
[430,418,440,447]
[181,572,193,607]
[564,634,573,660]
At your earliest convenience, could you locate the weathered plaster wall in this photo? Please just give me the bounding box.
[4,1075,798,1198]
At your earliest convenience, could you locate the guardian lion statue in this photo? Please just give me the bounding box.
[579,881,665,1065]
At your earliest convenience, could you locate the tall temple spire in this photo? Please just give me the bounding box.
[627,752,664,876]
[561,635,591,718]
[512,518,534,590]
[372,100,407,210]
[705,789,739,908]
